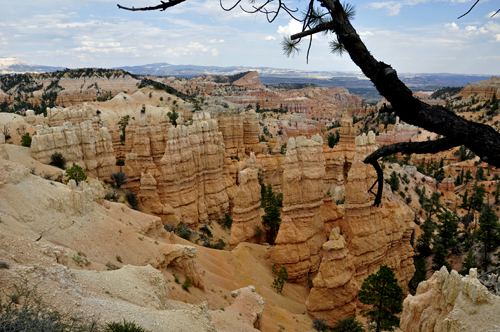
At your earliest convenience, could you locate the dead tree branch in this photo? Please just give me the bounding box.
[117,0,187,11]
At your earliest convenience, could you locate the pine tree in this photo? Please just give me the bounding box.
[476,205,500,271]
[459,250,477,276]
[358,265,403,332]
[408,258,427,294]
[65,163,87,186]
[436,210,459,254]
[416,219,435,258]
[262,184,281,244]
[432,242,451,272]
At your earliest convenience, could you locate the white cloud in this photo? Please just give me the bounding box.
[486,11,500,19]
[368,2,403,16]
[496,34,500,42]
[360,31,374,37]
[265,36,276,41]
[465,25,477,31]
[277,20,303,37]
[445,22,459,30]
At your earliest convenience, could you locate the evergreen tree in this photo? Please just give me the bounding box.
[331,316,364,332]
[459,250,477,276]
[432,242,451,272]
[416,219,435,258]
[408,258,427,294]
[464,170,473,184]
[476,205,500,271]
[65,163,87,186]
[476,167,486,181]
[262,184,281,244]
[358,265,403,332]
[20,132,31,147]
[424,192,443,220]
[436,210,459,254]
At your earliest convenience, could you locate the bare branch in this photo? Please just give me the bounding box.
[491,8,500,18]
[290,22,334,40]
[117,0,187,11]
[457,0,480,19]
[364,137,459,206]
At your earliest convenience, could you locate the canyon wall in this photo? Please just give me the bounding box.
[305,131,415,323]
[229,159,264,248]
[461,76,500,100]
[323,109,357,201]
[270,134,327,282]
[155,112,236,226]
[400,267,500,332]
[31,120,116,178]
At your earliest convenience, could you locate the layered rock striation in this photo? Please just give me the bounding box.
[31,120,116,178]
[229,166,263,249]
[271,134,327,282]
[156,112,235,226]
[342,132,415,291]
[306,228,358,326]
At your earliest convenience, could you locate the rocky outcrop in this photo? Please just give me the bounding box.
[271,134,327,282]
[255,154,285,194]
[461,76,500,100]
[233,71,264,89]
[400,267,500,332]
[377,122,419,146]
[157,112,235,226]
[342,132,415,291]
[229,167,263,248]
[46,105,100,127]
[306,228,358,326]
[323,109,357,201]
[31,120,116,178]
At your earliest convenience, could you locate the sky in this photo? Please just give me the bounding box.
[0,0,499,75]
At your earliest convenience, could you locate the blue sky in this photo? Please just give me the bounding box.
[0,0,499,74]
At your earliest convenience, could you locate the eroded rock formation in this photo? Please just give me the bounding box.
[461,75,500,100]
[271,134,327,282]
[342,132,415,291]
[156,113,236,226]
[31,120,116,178]
[229,166,263,249]
[306,227,358,326]
[400,267,500,332]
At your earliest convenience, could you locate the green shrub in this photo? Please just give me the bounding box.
[217,213,233,229]
[20,132,31,147]
[65,163,87,185]
[0,279,100,332]
[49,152,67,169]
[0,261,9,269]
[104,190,121,202]
[331,316,364,332]
[125,191,139,210]
[116,158,125,166]
[271,264,288,294]
[182,277,192,292]
[111,170,129,188]
[178,230,191,241]
[105,319,150,332]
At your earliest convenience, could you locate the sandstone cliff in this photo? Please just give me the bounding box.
[461,75,500,100]
[31,120,116,178]
[400,267,500,332]
[271,134,327,282]
[323,108,357,201]
[342,132,415,291]
[156,112,236,226]
[306,228,358,326]
[229,165,264,249]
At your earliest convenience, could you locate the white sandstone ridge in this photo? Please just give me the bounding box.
[401,267,500,332]
[31,120,116,178]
